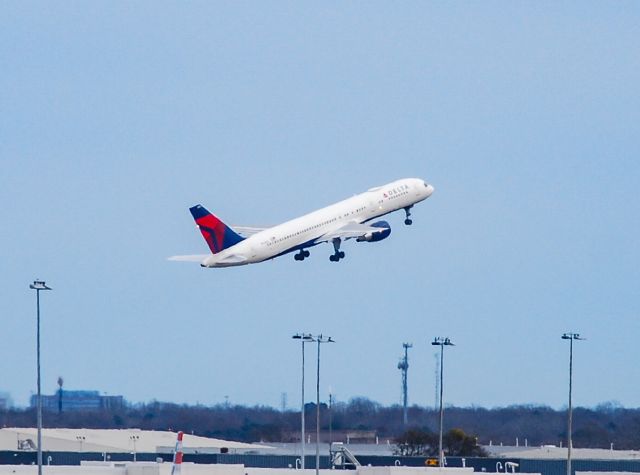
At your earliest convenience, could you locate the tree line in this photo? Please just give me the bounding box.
[1,399,638,450]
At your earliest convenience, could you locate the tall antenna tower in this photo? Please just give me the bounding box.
[57,377,63,414]
[397,343,412,426]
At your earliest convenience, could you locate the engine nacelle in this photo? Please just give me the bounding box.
[357,220,391,242]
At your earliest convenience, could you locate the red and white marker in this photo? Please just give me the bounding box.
[171,431,184,475]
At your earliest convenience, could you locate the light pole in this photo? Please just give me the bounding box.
[292,333,314,469]
[76,435,86,452]
[431,337,454,468]
[130,435,139,462]
[29,280,51,475]
[314,334,334,475]
[562,332,585,475]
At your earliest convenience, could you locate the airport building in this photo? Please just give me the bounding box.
[2,428,640,475]
[29,390,124,412]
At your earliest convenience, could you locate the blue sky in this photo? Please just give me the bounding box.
[1,2,639,410]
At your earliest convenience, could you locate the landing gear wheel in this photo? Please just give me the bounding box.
[294,254,302,261]
[303,250,310,258]
[295,250,307,261]
[403,205,413,225]
[330,238,344,262]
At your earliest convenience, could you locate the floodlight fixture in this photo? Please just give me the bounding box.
[30,281,52,291]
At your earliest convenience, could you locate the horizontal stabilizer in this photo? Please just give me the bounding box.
[168,254,210,263]
[216,254,247,264]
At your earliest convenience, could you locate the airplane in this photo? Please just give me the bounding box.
[169,177,434,267]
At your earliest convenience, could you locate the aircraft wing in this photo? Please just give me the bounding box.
[167,254,210,262]
[318,222,389,241]
[232,226,268,237]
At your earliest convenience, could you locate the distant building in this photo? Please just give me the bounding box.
[284,429,380,444]
[0,392,12,410]
[29,390,124,412]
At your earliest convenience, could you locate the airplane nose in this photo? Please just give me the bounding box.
[425,183,435,197]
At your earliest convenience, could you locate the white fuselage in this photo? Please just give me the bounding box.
[202,178,434,267]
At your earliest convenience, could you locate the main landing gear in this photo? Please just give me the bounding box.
[329,238,345,262]
[294,249,310,261]
[403,205,413,225]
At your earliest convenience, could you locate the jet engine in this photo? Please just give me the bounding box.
[357,220,391,242]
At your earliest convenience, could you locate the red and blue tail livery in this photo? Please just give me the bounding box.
[189,205,245,254]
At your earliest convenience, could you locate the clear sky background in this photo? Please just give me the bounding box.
[1,2,639,410]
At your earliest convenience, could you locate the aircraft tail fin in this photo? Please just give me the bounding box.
[190,205,245,254]
[170,431,184,475]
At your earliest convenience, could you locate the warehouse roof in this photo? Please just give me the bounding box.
[0,428,271,453]
[485,445,640,460]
